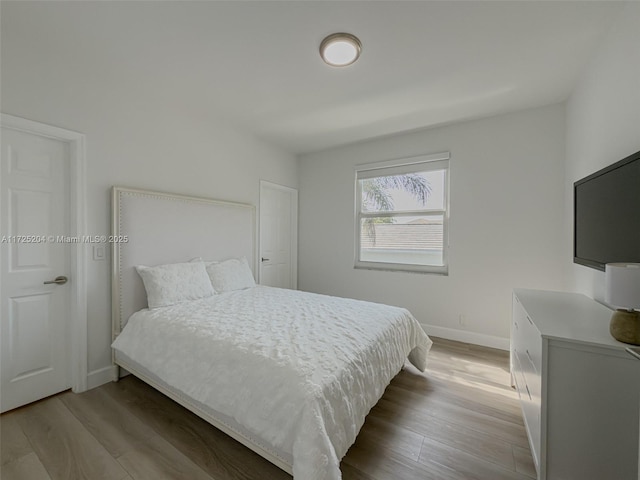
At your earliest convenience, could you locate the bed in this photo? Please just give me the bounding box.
[110,187,432,480]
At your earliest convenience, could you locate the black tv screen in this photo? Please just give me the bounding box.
[574,149,640,271]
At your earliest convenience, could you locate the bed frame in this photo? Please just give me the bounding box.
[110,186,293,475]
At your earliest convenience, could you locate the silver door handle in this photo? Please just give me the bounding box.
[44,275,68,285]
[261,257,270,262]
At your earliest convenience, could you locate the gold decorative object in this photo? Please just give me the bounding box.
[609,309,640,345]
[605,263,640,345]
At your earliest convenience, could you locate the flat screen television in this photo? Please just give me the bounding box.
[574,149,640,271]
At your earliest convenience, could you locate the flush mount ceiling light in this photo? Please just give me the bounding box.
[319,33,362,67]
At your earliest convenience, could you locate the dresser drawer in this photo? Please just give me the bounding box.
[511,349,528,401]
[521,315,542,373]
[521,353,541,404]
[512,296,528,356]
[512,348,541,468]
[513,295,542,373]
[521,383,541,468]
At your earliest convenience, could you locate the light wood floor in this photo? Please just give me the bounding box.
[1,337,536,480]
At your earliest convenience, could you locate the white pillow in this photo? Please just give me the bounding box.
[206,257,256,293]
[136,261,215,309]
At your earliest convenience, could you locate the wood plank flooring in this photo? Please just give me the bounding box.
[1,337,535,480]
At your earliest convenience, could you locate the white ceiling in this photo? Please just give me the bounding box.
[2,1,624,154]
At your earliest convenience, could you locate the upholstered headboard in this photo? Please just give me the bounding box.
[111,187,255,340]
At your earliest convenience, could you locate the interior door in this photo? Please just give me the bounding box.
[0,126,72,413]
[259,181,297,289]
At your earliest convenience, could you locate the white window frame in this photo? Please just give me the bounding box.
[354,152,450,275]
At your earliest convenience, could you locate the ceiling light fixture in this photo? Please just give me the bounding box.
[319,33,362,67]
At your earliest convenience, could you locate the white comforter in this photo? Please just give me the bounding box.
[112,286,431,480]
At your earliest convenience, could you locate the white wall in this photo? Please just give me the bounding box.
[1,7,298,387]
[298,105,566,348]
[564,2,640,302]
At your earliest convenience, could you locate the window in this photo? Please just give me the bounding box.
[355,152,450,274]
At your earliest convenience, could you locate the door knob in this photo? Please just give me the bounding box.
[44,276,68,285]
[261,257,270,262]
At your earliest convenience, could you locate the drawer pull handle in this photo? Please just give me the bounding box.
[526,316,533,325]
[526,384,531,401]
[526,349,533,362]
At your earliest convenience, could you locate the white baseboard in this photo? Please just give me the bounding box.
[87,365,119,390]
[422,324,509,351]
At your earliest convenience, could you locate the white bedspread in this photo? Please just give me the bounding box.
[112,286,432,480]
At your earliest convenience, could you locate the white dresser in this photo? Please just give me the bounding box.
[511,289,640,480]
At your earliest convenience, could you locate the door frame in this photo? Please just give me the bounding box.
[259,180,298,289]
[1,113,88,393]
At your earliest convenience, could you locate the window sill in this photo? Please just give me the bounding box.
[354,263,448,276]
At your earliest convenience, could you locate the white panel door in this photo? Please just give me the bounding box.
[259,181,297,289]
[1,127,71,412]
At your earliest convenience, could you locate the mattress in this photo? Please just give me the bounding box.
[111,286,432,480]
